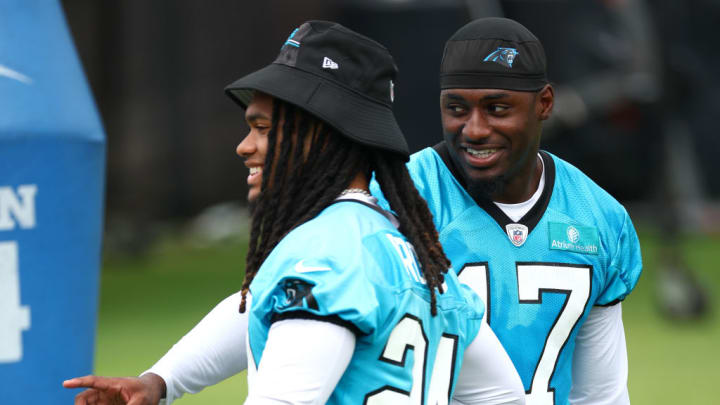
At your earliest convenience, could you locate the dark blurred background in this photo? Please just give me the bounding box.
[60,0,720,245]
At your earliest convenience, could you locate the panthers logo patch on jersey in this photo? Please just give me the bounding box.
[279,278,318,310]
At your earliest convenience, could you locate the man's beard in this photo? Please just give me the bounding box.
[444,129,507,202]
[466,174,507,202]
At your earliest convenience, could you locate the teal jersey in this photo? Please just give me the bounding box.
[248,200,485,405]
[371,145,642,405]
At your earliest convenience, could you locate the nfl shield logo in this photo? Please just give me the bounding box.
[505,223,529,247]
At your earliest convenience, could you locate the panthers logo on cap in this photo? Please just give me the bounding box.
[484,47,519,68]
[283,28,301,48]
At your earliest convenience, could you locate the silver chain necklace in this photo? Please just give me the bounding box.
[339,188,372,198]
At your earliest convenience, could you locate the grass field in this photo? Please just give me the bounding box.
[89,227,719,404]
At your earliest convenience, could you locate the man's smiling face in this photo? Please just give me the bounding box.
[237,92,273,203]
[440,87,551,203]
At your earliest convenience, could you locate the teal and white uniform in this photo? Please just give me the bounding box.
[372,144,642,405]
[247,199,485,404]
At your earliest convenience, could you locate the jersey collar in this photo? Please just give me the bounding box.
[329,196,400,229]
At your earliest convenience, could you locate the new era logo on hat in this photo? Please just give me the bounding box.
[322,57,338,69]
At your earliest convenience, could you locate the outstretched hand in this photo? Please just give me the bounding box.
[63,373,166,405]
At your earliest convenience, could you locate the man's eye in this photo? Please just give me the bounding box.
[447,105,466,113]
[488,105,509,113]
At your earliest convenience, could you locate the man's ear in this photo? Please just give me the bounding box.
[537,84,554,121]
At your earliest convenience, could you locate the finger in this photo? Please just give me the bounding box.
[78,388,120,405]
[73,392,87,405]
[64,375,99,388]
[66,375,117,391]
[64,377,83,388]
[74,388,98,405]
[69,383,120,405]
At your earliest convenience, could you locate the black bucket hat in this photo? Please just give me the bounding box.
[225,21,409,160]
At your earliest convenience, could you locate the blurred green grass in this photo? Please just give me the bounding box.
[92,229,719,404]
[93,239,249,403]
[624,230,719,404]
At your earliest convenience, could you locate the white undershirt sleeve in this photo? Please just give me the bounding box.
[244,318,356,405]
[143,292,249,405]
[569,303,629,405]
[451,321,526,405]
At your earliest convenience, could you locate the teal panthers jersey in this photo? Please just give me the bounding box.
[371,145,642,405]
[247,200,485,405]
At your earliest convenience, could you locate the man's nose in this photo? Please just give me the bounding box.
[462,110,491,141]
[236,134,254,157]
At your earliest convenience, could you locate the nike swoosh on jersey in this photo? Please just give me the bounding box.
[0,64,33,84]
[294,260,332,273]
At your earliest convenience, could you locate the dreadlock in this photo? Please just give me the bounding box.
[239,98,450,315]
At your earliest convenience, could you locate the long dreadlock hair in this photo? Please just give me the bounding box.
[239,98,451,315]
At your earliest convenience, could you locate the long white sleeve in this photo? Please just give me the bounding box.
[452,321,526,405]
[244,319,356,405]
[569,304,629,405]
[143,292,249,405]
[246,317,526,405]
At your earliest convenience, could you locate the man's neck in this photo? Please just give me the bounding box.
[346,172,369,192]
[490,153,543,204]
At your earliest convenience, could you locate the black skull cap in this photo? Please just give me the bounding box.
[440,17,548,91]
